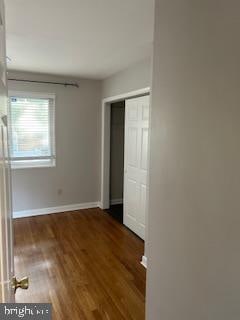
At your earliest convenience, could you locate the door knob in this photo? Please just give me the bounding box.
[12,276,29,293]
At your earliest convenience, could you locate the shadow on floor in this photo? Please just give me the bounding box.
[105,204,123,224]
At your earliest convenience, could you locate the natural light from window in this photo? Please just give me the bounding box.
[9,92,55,169]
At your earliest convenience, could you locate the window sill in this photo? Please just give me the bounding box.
[11,159,56,170]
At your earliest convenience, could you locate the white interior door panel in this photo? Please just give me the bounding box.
[124,95,150,240]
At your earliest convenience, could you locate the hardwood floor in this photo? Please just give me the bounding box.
[14,208,146,320]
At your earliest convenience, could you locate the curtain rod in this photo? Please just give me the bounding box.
[7,78,79,88]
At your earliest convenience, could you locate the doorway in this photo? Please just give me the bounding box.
[106,101,125,223]
[101,88,151,243]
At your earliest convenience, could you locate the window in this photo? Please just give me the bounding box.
[9,92,56,169]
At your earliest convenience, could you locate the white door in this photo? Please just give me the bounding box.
[124,95,150,240]
[0,0,15,302]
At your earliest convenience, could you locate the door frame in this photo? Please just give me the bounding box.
[100,87,151,210]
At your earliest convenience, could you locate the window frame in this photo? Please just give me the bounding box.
[8,91,56,169]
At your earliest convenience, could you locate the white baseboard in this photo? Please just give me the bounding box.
[110,198,123,205]
[13,202,100,219]
[141,255,147,268]
[98,202,104,209]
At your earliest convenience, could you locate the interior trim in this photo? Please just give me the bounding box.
[141,255,147,268]
[13,202,100,219]
[110,198,123,205]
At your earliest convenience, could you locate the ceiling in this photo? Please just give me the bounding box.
[5,0,155,79]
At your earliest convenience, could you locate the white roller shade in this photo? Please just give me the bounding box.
[9,92,55,168]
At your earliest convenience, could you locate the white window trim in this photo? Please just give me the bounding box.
[8,91,56,169]
[8,90,56,100]
[11,159,56,170]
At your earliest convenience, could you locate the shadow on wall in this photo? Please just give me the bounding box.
[110,101,125,205]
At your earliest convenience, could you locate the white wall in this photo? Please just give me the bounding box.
[102,58,152,98]
[147,1,240,319]
[9,57,152,214]
[110,102,125,202]
[8,71,101,213]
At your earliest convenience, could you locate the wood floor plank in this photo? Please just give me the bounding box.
[14,208,146,319]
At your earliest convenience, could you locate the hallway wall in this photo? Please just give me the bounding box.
[102,58,152,98]
[147,1,240,319]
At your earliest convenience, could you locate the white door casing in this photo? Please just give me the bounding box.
[100,87,150,210]
[124,95,149,240]
[0,0,15,302]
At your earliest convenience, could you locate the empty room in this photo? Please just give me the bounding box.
[0,0,154,319]
[1,1,240,320]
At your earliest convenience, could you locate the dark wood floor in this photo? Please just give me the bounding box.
[14,208,146,320]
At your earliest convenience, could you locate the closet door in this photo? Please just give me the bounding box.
[124,95,150,240]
